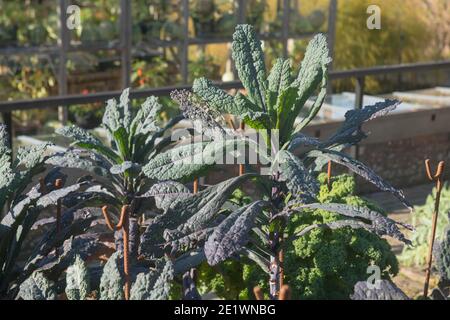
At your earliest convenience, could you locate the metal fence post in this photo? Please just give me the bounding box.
[120,0,132,89]
[181,0,189,84]
[237,0,246,24]
[58,0,69,124]
[282,0,290,58]
[326,0,337,98]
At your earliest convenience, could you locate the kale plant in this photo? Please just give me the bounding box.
[17,251,175,300]
[54,90,188,255]
[350,279,409,300]
[53,88,235,299]
[154,24,412,299]
[196,174,401,299]
[0,125,90,298]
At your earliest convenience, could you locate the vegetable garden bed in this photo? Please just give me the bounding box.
[1,23,450,302]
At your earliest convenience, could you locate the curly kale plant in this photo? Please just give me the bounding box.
[195,174,400,299]
[155,24,412,299]
[0,125,89,299]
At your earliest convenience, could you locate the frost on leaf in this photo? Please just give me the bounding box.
[182,270,202,300]
[232,25,267,110]
[307,149,412,210]
[130,260,175,300]
[287,34,330,135]
[18,271,57,300]
[193,77,243,116]
[268,58,291,96]
[56,126,119,163]
[324,99,401,148]
[165,174,257,238]
[120,88,132,130]
[143,141,213,182]
[144,138,245,183]
[46,149,111,179]
[56,126,103,148]
[65,255,90,300]
[140,174,255,259]
[351,280,409,300]
[148,260,174,300]
[171,89,226,139]
[288,132,321,151]
[436,216,450,282]
[291,33,331,105]
[276,150,318,202]
[23,210,103,276]
[130,269,159,300]
[36,183,85,208]
[205,201,268,266]
[142,181,190,211]
[99,251,124,300]
[172,249,206,276]
[110,161,141,176]
[102,88,133,133]
[103,98,121,132]
[16,142,53,169]
[130,95,162,136]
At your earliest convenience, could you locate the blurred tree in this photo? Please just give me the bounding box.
[419,0,450,60]
[333,0,430,93]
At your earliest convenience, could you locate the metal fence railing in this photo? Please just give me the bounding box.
[0,0,338,122]
[1,60,450,151]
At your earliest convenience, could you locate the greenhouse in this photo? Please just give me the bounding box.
[0,0,450,306]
